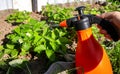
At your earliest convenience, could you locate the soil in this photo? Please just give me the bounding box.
[0,9,48,74]
[0,9,16,44]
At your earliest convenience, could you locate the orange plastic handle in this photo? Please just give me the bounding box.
[76,28,113,74]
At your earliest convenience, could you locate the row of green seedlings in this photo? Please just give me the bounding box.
[0,6,74,73]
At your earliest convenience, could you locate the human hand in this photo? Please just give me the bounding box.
[97,11,120,40]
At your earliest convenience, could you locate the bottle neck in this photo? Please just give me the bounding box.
[76,27,100,53]
[77,27,92,41]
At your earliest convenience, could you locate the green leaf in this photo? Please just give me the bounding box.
[28,18,38,25]
[16,19,22,23]
[59,37,69,44]
[56,39,61,45]
[33,32,41,44]
[13,36,21,43]
[22,42,31,51]
[20,49,28,56]
[7,34,20,43]
[0,45,4,51]
[45,49,55,61]
[59,31,66,37]
[34,45,46,53]
[44,36,54,42]
[0,52,4,58]
[9,59,25,67]
[39,21,46,28]
[6,44,14,49]
[51,30,56,39]
[11,49,18,58]
[53,14,59,20]
[13,27,21,35]
[54,28,59,37]
[6,10,30,24]
[33,24,41,31]
[4,49,12,54]
[50,42,58,51]
[42,27,48,36]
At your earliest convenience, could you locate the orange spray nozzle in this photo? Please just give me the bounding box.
[59,17,78,28]
[59,20,67,27]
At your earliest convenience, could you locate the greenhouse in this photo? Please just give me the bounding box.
[0,0,120,74]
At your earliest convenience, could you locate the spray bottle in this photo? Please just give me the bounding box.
[59,6,119,74]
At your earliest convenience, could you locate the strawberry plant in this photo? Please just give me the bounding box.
[41,4,76,50]
[0,7,75,73]
[42,4,74,24]
[100,2,120,13]
[6,10,30,24]
[2,18,71,61]
[105,41,120,74]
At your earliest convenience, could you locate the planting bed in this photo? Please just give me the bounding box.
[0,10,41,45]
[0,9,48,74]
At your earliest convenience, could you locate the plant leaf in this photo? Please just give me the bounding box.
[0,45,4,51]
[50,42,58,51]
[9,59,25,67]
[4,49,11,54]
[33,32,41,44]
[59,37,69,44]
[6,44,14,49]
[11,49,18,58]
[22,42,31,51]
[0,52,4,59]
[51,30,56,39]
[20,49,28,56]
[34,45,46,53]
[45,49,55,61]
[56,39,61,45]
[42,27,48,36]
[44,36,54,42]
[13,27,21,35]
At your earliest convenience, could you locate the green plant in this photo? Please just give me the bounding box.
[42,4,74,24]
[85,2,120,15]
[0,59,30,74]
[7,59,30,74]
[100,2,120,13]
[41,3,76,50]
[0,5,75,73]
[106,41,120,74]
[84,4,101,14]
[107,0,120,2]
[6,10,30,24]
[2,18,71,62]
